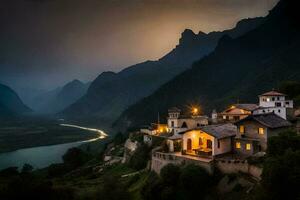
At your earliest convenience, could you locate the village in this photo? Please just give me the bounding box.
[138,90,297,178]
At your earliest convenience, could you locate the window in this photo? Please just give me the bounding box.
[286,101,290,105]
[223,115,226,120]
[197,123,200,127]
[272,97,275,101]
[236,142,241,149]
[278,109,281,113]
[266,98,270,102]
[239,125,245,134]
[217,140,220,148]
[246,143,251,150]
[275,102,281,107]
[277,97,280,100]
[171,121,174,127]
[258,128,264,135]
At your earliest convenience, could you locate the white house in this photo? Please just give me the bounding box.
[253,90,293,119]
[167,107,209,136]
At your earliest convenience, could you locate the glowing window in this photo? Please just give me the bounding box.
[223,115,226,120]
[239,125,245,134]
[258,128,264,135]
[246,143,251,150]
[236,142,241,149]
[266,98,270,102]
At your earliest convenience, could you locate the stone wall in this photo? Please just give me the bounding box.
[215,159,262,180]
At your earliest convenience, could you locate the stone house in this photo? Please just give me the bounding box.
[234,113,292,156]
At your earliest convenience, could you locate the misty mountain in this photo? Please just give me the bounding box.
[61,17,264,122]
[115,0,300,129]
[0,83,31,117]
[32,80,89,114]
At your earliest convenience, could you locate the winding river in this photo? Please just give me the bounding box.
[0,124,108,170]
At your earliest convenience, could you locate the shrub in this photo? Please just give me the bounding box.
[179,164,211,199]
[262,149,300,200]
[141,172,163,200]
[129,144,150,170]
[96,175,130,200]
[160,164,181,186]
[62,147,92,169]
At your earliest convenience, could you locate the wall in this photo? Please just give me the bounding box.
[236,120,267,151]
[182,130,215,155]
[151,152,213,174]
[213,137,232,156]
[215,160,262,180]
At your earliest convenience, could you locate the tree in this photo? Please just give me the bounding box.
[267,131,300,157]
[141,172,163,200]
[21,163,34,173]
[160,164,181,186]
[129,144,150,170]
[261,150,300,200]
[179,164,211,199]
[62,147,91,169]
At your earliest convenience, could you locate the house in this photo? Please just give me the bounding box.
[179,124,237,158]
[253,90,293,119]
[167,107,209,135]
[140,123,169,136]
[234,113,292,156]
[218,104,258,122]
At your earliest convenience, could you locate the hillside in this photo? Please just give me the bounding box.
[32,80,89,114]
[0,83,31,117]
[61,17,264,123]
[115,0,300,129]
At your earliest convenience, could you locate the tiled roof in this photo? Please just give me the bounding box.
[234,104,259,111]
[199,124,237,139]
[235,113,292,128]
[259,90,286,96]
[179,123,237,139]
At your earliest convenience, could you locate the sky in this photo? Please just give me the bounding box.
[0,0,278,90]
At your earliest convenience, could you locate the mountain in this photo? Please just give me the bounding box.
[0,83,31,117]
[61,17,265,123]
[32,80,89,114]
[115,0,300,129]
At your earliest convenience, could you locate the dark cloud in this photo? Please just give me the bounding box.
[0,0,278,90]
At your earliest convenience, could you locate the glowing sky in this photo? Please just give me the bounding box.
[0,0,278,89]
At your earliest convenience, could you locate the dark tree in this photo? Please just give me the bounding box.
[160,164,181,186]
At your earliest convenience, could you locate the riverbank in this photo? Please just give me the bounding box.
[0,118,107,153]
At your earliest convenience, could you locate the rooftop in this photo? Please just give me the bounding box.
[259,90,286,97]
[168,107,181,113]
[179,123,237,139]
[235,113,292,128]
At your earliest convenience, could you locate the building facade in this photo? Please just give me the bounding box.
[234,113,292,156]
[253,90,293,119]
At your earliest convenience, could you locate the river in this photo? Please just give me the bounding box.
[0,124,108,170]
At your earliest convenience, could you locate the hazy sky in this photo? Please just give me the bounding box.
[0,0,278,90]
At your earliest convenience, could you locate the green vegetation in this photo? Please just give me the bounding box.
[259,130,300,200]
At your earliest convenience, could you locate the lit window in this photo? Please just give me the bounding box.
[239,125,245,134]
[266,98,270,102]
[223,115,226,120]
[236,142,241,149]
[246,143,251,150]
[258,128,264,135]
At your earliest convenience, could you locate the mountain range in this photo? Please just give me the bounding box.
[0,83,31,117]
[115,0,300,129]
[61,16,265,123]
[29,80,89,114]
